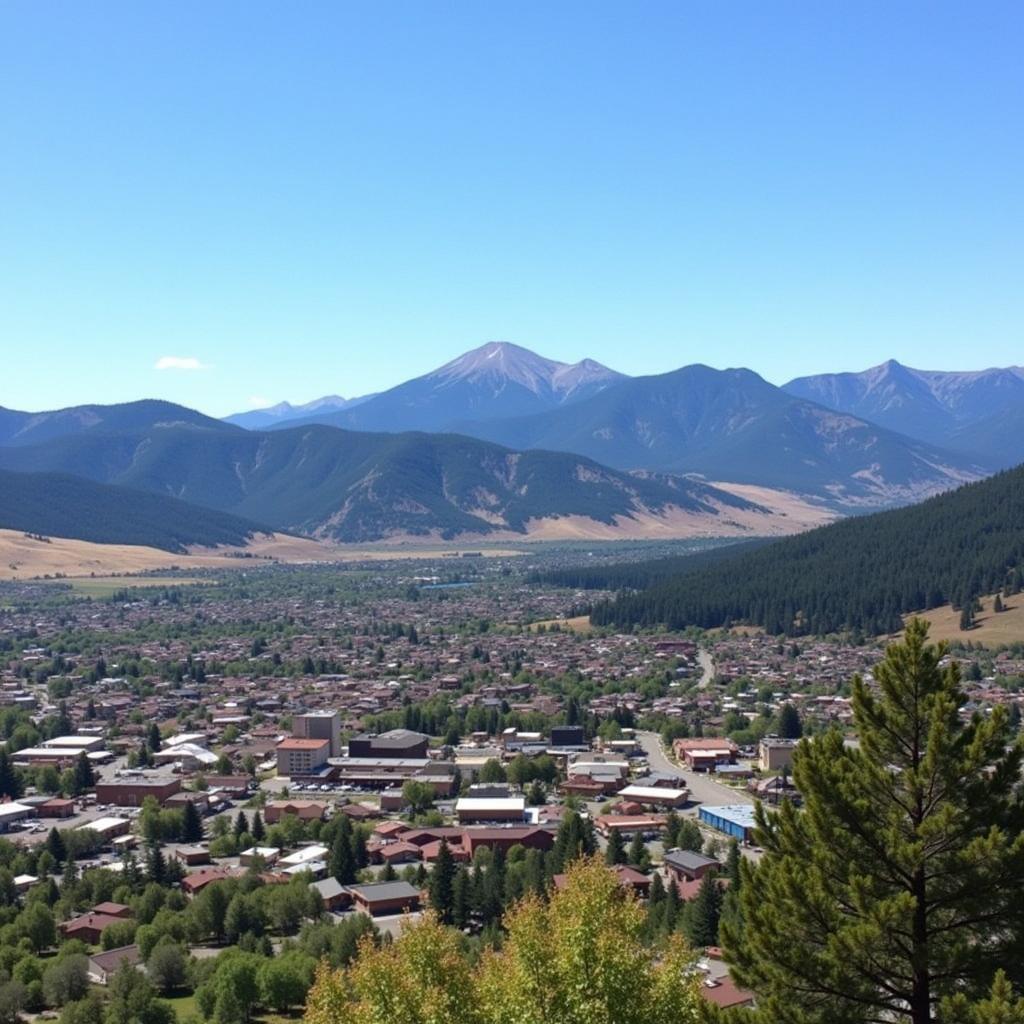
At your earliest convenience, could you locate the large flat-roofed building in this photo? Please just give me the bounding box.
[82,817,132,841]
[276,737,330,777]
[617,785,688,809]
[455,797,526,823]
[348,729,428,760]
[699,804,757,843]
[293,711,342,758]
[95,778,181,807]
[0,801,36,832]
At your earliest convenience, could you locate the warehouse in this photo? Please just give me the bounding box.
[617,785,688,809]
[698,804,757,843]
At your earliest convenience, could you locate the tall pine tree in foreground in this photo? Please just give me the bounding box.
[720,619,1024,1024]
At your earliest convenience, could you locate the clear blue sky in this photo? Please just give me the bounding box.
[2,1,1022,415]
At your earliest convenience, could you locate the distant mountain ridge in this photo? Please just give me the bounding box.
[223,394,376,430]
[783,360,1024,447]
[256,341,626,434]
[0,399,232,447]
[452,363,988,507]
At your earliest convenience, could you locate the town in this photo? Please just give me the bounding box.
[1,554,1020,1022]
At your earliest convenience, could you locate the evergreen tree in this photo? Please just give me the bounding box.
[723,620,1024,1024]
[452,866,471,930]
[146,843,166,885]
[429,839,457,924]
[181,801,203,843]
[627,831,650,871]
[250,811,265,842]
[605,828,626,866]
[330,825,356,885]
[682,872,722,947]
[380,861,397,882]
[776,702,803,739]
[994,594,1004,613]
[233,810,249,839]
[724,839,742,890]
[147,722,162,752]
[960,602,976,631]
[0,749,23,800]
[663,809,681,849]
[46,826,66,864]
[676,818,703,852]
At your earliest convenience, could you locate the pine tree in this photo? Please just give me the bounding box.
[663,809,681,849]
[960,602,976,631]
[380,861,397,882]
[994,594,1004,613]
[46,826,66,864]
[627,831,650,871]
[452,866,471,929]
[724,839,742,890]
[233,810,249,839]
[676,818,703,852]
[331,827,356,885]
[682,872,722,947]
[605,828,626,865]
[723,619,1024,1024]
[429,838,456,923]
[147,722,162,752]
[0,749,23,800]
[147,843,166,884]
[70,750,93,794]
[250,811,265,842]
[181,800,204,843]
[776,702,803,739]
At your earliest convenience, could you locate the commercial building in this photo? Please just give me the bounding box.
[549,725,586,748]
[758,737,798,772]
[276,737,330,777]
[83,817,132,842]
[663,850,720,883]
[264,800,329,824]
[617,785,688,809]
[699,804,757,843]
[95,778,182,807]
[293,711,342,758]
[673,739,739,772]
[455,796,526,824]
[348,729,428,760]
[0,802,36,832]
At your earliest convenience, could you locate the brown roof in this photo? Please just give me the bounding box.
[276,738,329,750]
[700,976,756,1008]
[88,944,141,974]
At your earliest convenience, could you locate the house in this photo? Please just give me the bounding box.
[60,913,126,945]
[700,976,756,1009]
[553,864,651,898]
[346,880,421,916]
[91,902,132,919]
[663,850,719,883]
[87,945,141,985]
[181,867,241,896]
[264,800,329,824]
[311,877,351,912]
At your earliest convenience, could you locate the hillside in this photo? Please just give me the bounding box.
[457,364,987,507]
[0,399,234,447]
[0,469,270,552]
[573,464,1024,636]
[0,423,798,543]
[783,360,1024,447]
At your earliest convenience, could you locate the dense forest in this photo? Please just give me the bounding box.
[561,466,1024,636]
[0,469,267,552]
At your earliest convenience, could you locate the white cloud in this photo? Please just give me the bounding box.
[154,356,210,371]
[248,395,271,408]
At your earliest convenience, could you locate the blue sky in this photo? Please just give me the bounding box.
[2,1,1021,416]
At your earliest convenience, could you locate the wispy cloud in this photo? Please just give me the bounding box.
[154,356,210,371]
[248,395,271,408]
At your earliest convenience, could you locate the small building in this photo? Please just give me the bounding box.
[455,797,526,824]
[60,913,126,945]
[14,873,38,894]
[673,739,738,772]
[91,902,132,919]
[699,804,757,843]
[240,846,281,867]
[0,801,36,832]
[264,800,329,824]
[311,877,351,912]
[663,850,720,883]
[617,785,688,809]
[172,846,211,867]
[181,867,241,896]
[82,816,131,842]
[758,737,798,772]
[346,880,421,916]
[278,844,330,872]
[37,798,76,818]
[87,945,141,986]
[379,787,405,812]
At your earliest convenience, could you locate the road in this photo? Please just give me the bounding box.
[696,647,715,690]
[635,730,753,813]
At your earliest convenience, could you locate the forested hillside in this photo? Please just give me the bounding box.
[0,469,268,552]
[579,466,1024,635]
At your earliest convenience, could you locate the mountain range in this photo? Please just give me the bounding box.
[0,342,1019,550]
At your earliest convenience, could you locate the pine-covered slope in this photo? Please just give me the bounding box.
[572,464,1024,636]
[0,424,769,543]
[0,469,268,552]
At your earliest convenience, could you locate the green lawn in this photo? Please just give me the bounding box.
[165,992,197,1021]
